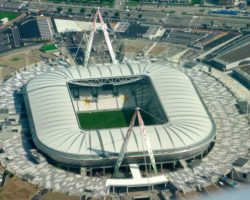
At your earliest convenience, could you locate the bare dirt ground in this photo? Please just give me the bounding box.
[0,170,80,200]
[0,46,57,80]
[123,39,153,55]
[148,44,168,57]
[204,184,224,194]
[0,163,4,171]
[176,190,202,200]
[0,177,38,200]
[41,192,79,200]
[118,190,161,200]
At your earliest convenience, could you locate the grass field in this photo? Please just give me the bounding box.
[77,109,156,129]
[0,11,20,20]
[191,0,202,4]
[41,44,58,53]
[0,46,57,81]
[125,0,140,6]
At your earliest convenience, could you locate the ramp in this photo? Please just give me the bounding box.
[129,164,142,179]
[179,159,188,168]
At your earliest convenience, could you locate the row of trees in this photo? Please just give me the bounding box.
[56,7,143,19]
[56,7,86,14]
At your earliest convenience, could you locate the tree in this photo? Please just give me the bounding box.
[114,11,120,18]
[56,7,62,13]
[91,8,96,14]
[246,23,250,29]
[138,14,142,19]
[80,7,86,14]
[68,8,73,13]
[210,21,214,27]
[104,11,109,17]
[126,12,130,18]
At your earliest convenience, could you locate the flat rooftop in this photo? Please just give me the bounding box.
[203,32,238,50]
[218,43,250,63]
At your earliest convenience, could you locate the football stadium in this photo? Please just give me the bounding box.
[23,62,216,172]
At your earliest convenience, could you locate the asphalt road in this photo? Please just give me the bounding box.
[1,0,250,30]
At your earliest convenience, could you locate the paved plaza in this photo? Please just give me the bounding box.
[0,61,249,196]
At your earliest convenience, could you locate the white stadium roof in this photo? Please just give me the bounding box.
[54,19,104,33]
[24,62,216,166]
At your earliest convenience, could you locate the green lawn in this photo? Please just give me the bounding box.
[41,44,58,52]
[191,0,202,4]
[0,11,20,20]
[77,109,156,130]
[126,0,140,6]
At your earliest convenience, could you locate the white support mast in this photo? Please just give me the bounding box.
[137,109,158,174]
[84,8,117,67]
[113,108,158,177]
[113,110,137,177]
[84,30,95,67]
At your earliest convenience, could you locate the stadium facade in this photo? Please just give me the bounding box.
[23,62,216,170]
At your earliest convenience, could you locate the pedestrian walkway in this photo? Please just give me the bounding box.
[129,164,142,179]
[202,66,250,101]
[0,61,249,196]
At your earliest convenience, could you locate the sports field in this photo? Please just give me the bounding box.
[0,11,20,20]
[41,44,58,52]
[77,109,157,129]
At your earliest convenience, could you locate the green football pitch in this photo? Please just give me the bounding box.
[0,11,20,20]
[41,44,58,52]
[77,109,157,130]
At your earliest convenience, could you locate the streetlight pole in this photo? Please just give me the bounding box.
[247,100,249,123]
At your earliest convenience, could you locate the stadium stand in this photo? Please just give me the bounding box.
[164,29,207,46]
[36,17,53,40]
[203,32,239,50]
[0,32,11,53]
[97,93,117,111]
[11,26,21,47]
[71,79,157,112]
[117,87,136,109]
[205,35,250,70]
